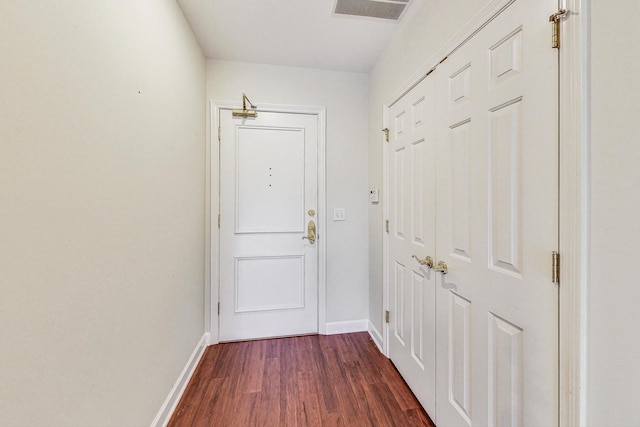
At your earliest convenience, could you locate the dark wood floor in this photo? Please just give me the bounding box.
[169,332,435,426]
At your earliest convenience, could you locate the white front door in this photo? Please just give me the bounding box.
[219,109,319,342]
[434,0,558,425]
[387,76,437,416]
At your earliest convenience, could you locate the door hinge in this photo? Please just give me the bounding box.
[552,251,560,284]
[385,219,390,233]
[549,9,568,49]
[218,214,221,229]
[217,302,220,315]
[218,126,221,142]
[385,310,390,323]
[382,128,390,143]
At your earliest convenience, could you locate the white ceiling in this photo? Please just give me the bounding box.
[177,0,413,73]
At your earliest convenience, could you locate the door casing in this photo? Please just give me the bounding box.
[208,101,327,345]
[381,0,589,424]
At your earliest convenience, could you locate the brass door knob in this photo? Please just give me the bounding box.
[434,261,448,274]
[302,220,316,245]
[412,255,434,268]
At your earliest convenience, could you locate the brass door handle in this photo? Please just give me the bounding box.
[302,220,316,245]
[434,261,448,274]
[412,255,434,268]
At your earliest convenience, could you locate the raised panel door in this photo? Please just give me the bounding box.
[434,0,558,425]
[388,77,437,416]
[219,110,318,341]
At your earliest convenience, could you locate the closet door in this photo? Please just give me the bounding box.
[434,0,559,425]
[387,76,437,416]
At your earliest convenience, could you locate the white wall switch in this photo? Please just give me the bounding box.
[333,208,346,221]
[369,188,379,203]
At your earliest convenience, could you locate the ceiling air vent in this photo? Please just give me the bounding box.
[333,0,410,21]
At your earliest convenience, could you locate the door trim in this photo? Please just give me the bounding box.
[208,101,327,344]
[558,0,589,425]
[381,0,589,424]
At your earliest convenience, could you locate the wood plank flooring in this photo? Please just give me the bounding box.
[169,332,435,426]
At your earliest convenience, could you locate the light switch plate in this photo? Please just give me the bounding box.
[333,208,346,221]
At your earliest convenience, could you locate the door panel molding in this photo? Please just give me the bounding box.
[385,0,517,109]
[234,255,306,312]
[208,101,327,344]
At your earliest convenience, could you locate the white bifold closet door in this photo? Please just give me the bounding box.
[388,75,437,416]
[387,0,559,425]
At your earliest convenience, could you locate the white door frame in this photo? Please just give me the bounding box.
[208,101,327,345]
[558,0,589,425]
[381,0,589,424]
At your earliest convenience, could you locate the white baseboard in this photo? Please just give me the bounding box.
[150,333,209,427]
[368,321,384,354]
[324,319,368,335]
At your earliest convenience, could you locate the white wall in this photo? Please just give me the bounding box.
[206,60,369,331]
[588,1,640,425]
[0,1,206,425]
[367,0,489,338]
